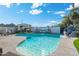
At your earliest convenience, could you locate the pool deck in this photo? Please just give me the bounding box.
[0,35,26,56]
[50,35,79,56]
[0,35,79,56]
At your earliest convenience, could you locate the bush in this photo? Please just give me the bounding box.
[73,38,79,53]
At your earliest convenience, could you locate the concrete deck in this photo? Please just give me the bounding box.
[50,36,79,56]
[0,35,25,55]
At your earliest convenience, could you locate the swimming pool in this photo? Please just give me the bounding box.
[16,33,60,56]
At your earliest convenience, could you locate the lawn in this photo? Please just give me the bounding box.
[73,38,79,53]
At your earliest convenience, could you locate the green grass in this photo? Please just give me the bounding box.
[73,38,79,53]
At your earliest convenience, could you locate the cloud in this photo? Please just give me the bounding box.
[29,9,43,15]
[46,20,60,26]
[54,11,65,14]
[31,3,43,9]
[0,3,11,8]
[60,14,65,17]
[20,10,24,13]
[54,11,65,17]
[66,4,73,11]
[49,20,60,26]
[50,20,60,24]
[16,10,25,14]
[0,2,20,8]
[0,0,12,8]
[47,11,53,13]
[74,3,79,7]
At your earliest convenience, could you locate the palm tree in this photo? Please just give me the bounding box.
[60,3,79,35]
[60,15,73,34]
[69,3,79,35]
[69,3,79,22]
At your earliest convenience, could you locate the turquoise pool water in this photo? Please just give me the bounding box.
[16,33,60,56]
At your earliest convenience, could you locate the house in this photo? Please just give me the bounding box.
[0,24,17,35]
[17,23,32,32]
[31,27,50,33]
[50,26,60,34]
[31,26,60,34]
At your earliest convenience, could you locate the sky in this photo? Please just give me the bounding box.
[0,3,73,27]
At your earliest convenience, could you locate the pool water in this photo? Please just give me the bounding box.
[16,33,60,56]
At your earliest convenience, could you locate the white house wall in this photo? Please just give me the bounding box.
[50,27,60,34]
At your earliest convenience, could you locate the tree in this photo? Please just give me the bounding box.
[69,4,79,36]
[60,3,79,36]
[60,15,73,34]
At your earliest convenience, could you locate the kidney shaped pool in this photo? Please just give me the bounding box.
[16,33,60,56]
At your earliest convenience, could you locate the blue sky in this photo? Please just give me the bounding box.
[0,3,73,27]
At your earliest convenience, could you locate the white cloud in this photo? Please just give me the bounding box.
[60,14,65,17]
[47,11,52,13]
[54,11,65,14]
[0,3,11,8]
[0,0,12,8]
[46,20,60,26]
[74,3,79,7]
[31,3,43,9]
[20,10,24,13]
[50,21,59,24]
[66,4,79,11]
[0,2,20,8]
[54,11,65,17]
[16,10,24,13]
[66,4,73,11]
[29,9,43,15]
[48,10,65,17]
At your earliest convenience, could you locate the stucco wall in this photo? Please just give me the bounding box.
[50,27,60,34]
